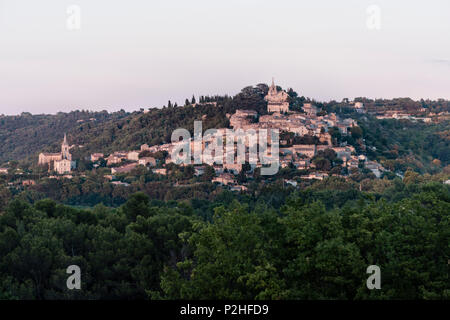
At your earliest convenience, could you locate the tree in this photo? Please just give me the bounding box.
[313,158,331,171]
[159,202,285,299]
[237,169,247,184]
[121,192,151,222]
[350,126,363,140]
[203,165,215,181]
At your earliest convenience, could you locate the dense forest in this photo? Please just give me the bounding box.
[0,178,448,300]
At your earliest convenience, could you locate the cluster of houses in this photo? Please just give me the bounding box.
[364,104,448,123]
[92,145,160,175]
[1,82,445,193]
[375,111,433,122]
[83,80,386,190]
[26,80,390,191]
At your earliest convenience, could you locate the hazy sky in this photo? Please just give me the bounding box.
[0,0,449,115]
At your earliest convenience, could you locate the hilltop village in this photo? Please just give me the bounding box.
[1,80,447,200]
[27,80,392,192]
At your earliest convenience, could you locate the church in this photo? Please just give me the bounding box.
[38,134,76,174]
[265,78,290,113]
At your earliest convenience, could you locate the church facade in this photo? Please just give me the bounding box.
[265,79,290,113]
[38,134,76,174]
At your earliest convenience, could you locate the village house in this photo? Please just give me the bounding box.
[293,159,310,169]
[127,151,140,161]
[111,163,138,174]
[212,173,236,185]
[139,157,157,166]
[0,168,8,174]
[289,125,309,136]
[316,145,330,153]
[292,144,316,158]
[365,160,384,178]
[230,109,258,128]
[22,180,36,186]
[303,103,318,116]
[347,157,360,169]
[223,162,242,174]
[301,172,329,180]
[152,168,167,175]
[107,152,128,166]
[111,181,130,187]
[230,185,248,192]
[353,102,365,113]
[280,160,291,168]
[90,153,104,162]
[332,146,354,160]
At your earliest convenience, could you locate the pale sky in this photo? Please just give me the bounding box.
[0,0,449,115]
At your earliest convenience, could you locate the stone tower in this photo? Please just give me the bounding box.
[265,78,290,113]
[61,134,72,161]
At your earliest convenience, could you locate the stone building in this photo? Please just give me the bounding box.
[139,157,157,166]
[265,78,290,113]
[302,103,318,116]
[353,102,365,113]
[54,159,74,175]
[292,144,317,158]
[107,152,128,165]
[229,109,258,128]
[127,151,140,161]
[111,163,138,174]
[39,134,76,174]
[90,153,104,162]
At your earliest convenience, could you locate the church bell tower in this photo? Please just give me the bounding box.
[61,134,71,160]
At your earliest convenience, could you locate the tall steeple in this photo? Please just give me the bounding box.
[268,77,277,95]
[61,134,71,160]
[265,78,290,113]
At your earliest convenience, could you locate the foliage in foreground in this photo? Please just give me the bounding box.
[0,182,448,300]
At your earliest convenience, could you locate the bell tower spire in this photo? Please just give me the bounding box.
[61,134,71,160]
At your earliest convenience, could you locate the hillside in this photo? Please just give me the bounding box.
[1,85,449,174]
[63,90,450,174]
[0,110,129,165]
[55,85,271,159]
